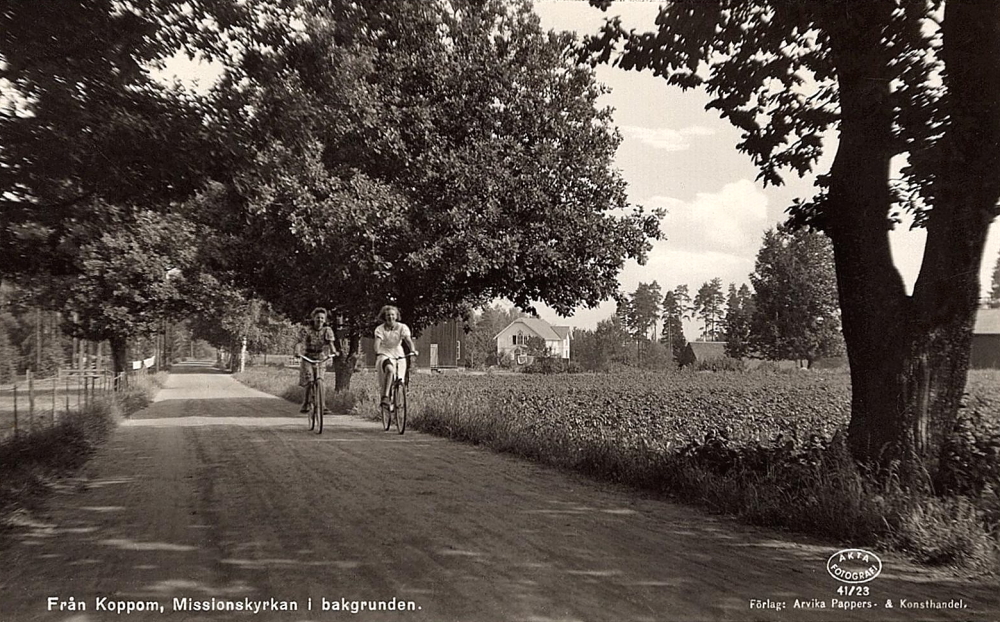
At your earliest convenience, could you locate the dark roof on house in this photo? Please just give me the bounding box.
[975,308,1000,335]
[686,341,727,360]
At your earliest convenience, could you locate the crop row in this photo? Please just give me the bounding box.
[399,369,1000,451]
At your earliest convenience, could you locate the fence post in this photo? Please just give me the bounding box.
[12,385,18,438]
[65,377,70,415]
[28,369,34,431]
[51,375,56,425]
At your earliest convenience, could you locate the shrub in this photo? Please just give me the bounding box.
[0,329,16,383]
[936,401,1000,498]
[521,357,582,374]
[694,356,746,372]
[751,360,783,374]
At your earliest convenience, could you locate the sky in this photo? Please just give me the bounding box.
[528,0,1000,336]
[157,1,1000,339]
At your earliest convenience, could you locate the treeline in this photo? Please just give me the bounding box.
[0,284,213,383]
[571,225,845,371]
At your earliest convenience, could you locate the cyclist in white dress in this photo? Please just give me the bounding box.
[373,305,416,407]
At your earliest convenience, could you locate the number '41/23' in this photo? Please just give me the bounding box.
[837,586,870,597]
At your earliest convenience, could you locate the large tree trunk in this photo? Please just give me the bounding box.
[333,328,361,392]
[823,5,907,471]
[821,2,1000,483]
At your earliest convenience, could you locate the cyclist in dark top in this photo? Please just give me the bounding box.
[297,307,338,413]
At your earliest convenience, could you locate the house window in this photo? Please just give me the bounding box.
[512,335,517,346]
[514,331,526,345]
[456,340,461,360]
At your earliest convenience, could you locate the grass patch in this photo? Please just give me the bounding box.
[234,365,1000,572]
[0,371,165,528]
[235,368,373,417]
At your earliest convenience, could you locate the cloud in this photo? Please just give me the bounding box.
[619,124,717,151]
[650,179,770,256]
[635,248,754,290]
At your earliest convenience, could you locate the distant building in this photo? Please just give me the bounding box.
[678,341,727,367]
[361,319,465,369]
[972,308,1000,369]
[495,317,572,365]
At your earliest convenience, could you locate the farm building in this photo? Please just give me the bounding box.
[972,307,1000,369]
[678,341,727,367]
[495,317,572,365]
[361,319,465,370]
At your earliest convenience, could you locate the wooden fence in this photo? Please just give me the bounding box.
[0,369,127,442]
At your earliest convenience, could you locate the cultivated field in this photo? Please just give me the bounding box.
[238,366,1000,452]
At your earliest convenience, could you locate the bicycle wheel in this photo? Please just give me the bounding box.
[307,385,316,431]
[314,380,324,434]
[394,380,406,434]
[381,387,392,431]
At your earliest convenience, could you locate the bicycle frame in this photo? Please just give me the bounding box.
[300,354,329,434]
[382,352,416,434]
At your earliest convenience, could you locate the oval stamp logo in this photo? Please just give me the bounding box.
[827,549,882,584]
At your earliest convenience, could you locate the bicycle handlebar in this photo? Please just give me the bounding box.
[299,354,331,364]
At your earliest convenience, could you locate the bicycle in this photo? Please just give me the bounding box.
[300,354,330,434]
[381,352,416,435]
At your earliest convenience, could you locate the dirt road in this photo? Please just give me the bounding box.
[1,364,996,621]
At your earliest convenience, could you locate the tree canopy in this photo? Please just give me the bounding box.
[0,0,261,376]
[693,278,725,341]
[197,0,661,350]
[0,0,245,281]
[722,283,754,360]
[747,226,843,366]
[659,286,690,360]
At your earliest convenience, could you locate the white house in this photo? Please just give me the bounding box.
[495,317,572,364]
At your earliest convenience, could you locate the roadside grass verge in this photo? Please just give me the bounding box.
[0,372,166,529]
[234,366,1000,573]
[234,367,368,415]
